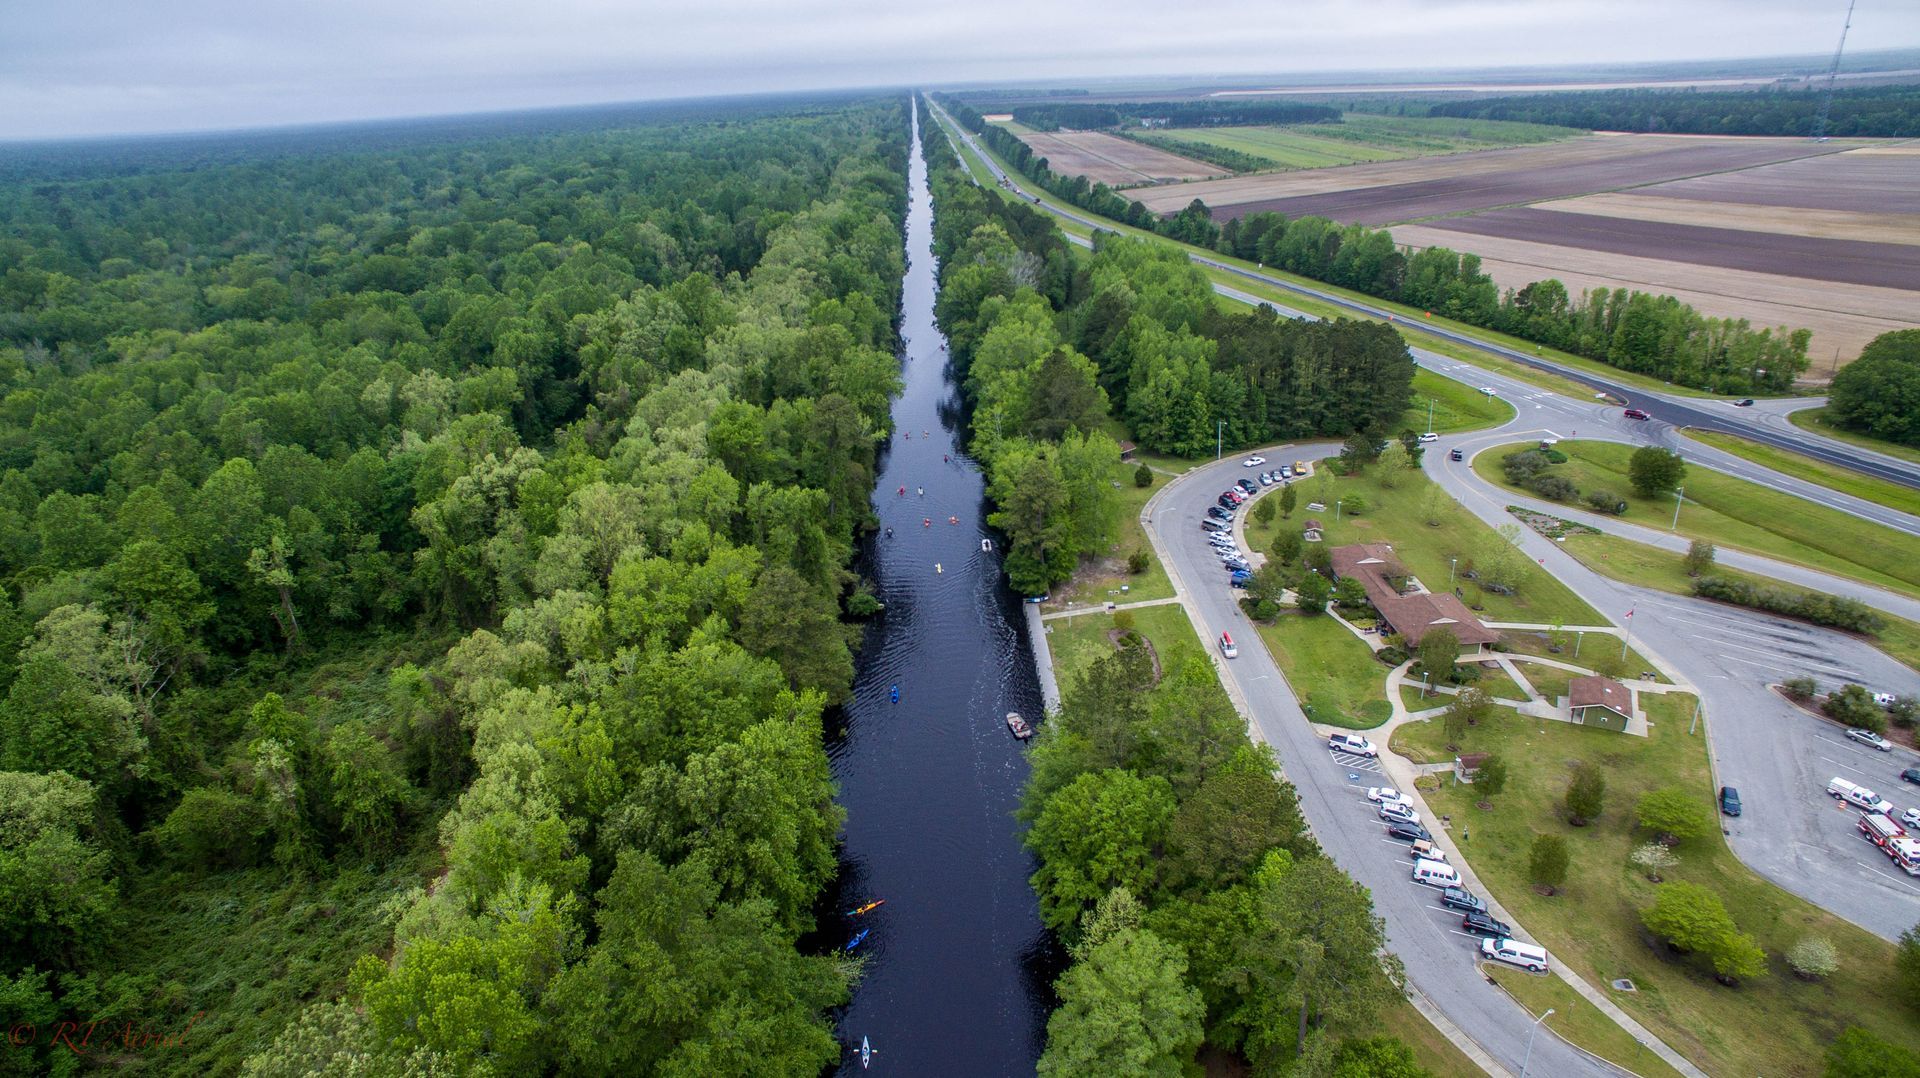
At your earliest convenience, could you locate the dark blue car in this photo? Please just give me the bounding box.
[1719,786,1741,817]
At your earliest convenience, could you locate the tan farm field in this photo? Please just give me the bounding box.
[1009,129,1227,187]
[1543,191,1920,246]
[1128,133,1854,217]
[1390,222,1920,367]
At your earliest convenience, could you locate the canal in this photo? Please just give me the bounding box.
[824,97,1053,1074]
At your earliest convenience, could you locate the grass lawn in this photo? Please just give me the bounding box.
[1045,601,1202,689]
[1391,693,1917,1078]
[1483,964,1685,1078]
[1049,459,1174,608]
[1255,611,1393,729]
[1561,531,1920,675]
[1249,468,1604,627]
[1687,428,1920,519]
[1498,626,1671,685]
[1402,367,1517,435]
[1381,995,1484,1077]
[1516,660,1574,704]
[1474,439,1920,599]
[1788,405,1920,467]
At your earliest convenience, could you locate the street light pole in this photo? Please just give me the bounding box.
[1336,499,1343,522]
[1448,557,1457,588]
[1217,420,1224,461]
[1520,1007,1555,1078]
[1426,398,1435,436]
[1670,486,1685,532]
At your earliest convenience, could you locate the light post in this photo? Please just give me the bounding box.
[1425,398,1436,436]
[1670,486,1685,532]
[1217,420,1224,461]
[1520,1007,1555,1078]
[1336,499,1343,522]
[1448,557,1457,588]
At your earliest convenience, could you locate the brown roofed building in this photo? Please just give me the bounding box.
[1569,675,1633,732]
[1329,543,1498,648]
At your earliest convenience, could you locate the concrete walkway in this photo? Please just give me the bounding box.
[1039,595,1182,622]
[1023,603,1061,715]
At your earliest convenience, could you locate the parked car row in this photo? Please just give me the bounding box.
[1365,783,1547,971]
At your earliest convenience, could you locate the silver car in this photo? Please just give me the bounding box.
[1847,728,1894,752]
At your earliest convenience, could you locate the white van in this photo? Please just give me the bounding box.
[1412,858,1458,888]
[1482,937,1550,972]
[1219,631,1238,659]
[1828,777,1894,815]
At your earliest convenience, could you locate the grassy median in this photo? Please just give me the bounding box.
[1392,693,1915,1078]
[1043,601,1200,689]
[1474,439,1920,599]
[1685,428,1920,519]
[1789,405,1920,467]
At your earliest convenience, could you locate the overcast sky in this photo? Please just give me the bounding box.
[3,0,1916,140]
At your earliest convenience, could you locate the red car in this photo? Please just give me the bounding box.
[1623,407,1650,420]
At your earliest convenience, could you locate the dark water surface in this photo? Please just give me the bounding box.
[824,99,1053,1075]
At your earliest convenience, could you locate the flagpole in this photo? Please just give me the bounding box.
[1620,608,1633,661]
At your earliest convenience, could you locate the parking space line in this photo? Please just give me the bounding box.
[1817,754,1869,777]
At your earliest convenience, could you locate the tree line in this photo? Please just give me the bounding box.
[1008,100,1339,131]
[1825,330,1920,447]
[938,95,1811,393]
[924,96,1432,1075]
[1220,212,1811,393]
[0,93,912,1075]
[1428,83,1920,138]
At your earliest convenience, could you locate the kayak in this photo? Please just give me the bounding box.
[861,1036,875,1069]
[848,899,886,916]
[845,928,871,952]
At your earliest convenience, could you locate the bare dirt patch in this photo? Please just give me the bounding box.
[1428,207,1920,290]
[1013,129,1227,186]
[1389,223,1920,365]
[1541,192,1920,247]
[1129,134,1851,218]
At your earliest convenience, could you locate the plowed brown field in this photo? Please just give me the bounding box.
[1012,130,1226,187]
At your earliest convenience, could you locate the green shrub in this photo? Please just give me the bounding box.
[1692,577,1884,634]
[1526,474,1578,501]
[1127,549,1150,575]
[1585,489,1627,514]
[1823,684,1886,732]
[1134,463,1154,488]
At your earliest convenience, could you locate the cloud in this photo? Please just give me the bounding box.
[1,0,1913,138]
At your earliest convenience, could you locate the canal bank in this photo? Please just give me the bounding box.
[824,97,1054,1075]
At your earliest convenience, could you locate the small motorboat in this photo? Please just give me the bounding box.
[1005,712,1033,740]
[981,538,992,552]
[861,1036,875,1069]
[889,685,899,703]
[935,563,942,574]
[847,899,886,917]
[845,928,871,952]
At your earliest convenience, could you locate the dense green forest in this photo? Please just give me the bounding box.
[1007,101,1339,131]
[1428,83,1920,137]
[1826,330,1920,446]
[0,94,908,1073]
[923,101,1429,1073]
[936,95,1810,394]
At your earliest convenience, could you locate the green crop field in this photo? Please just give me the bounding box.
[1138,113,1578,171]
